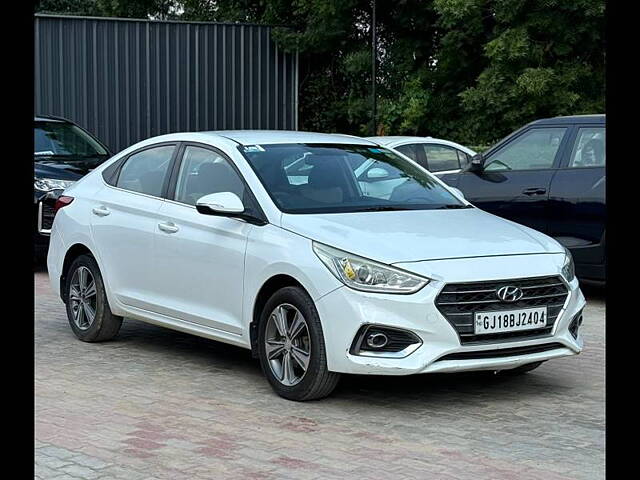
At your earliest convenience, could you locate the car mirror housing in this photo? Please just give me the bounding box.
[195,192,267,226]
[366,167,389,180]
[196,192,245,215]
[469,153,485,172]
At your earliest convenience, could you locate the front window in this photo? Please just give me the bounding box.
[240,143,466,214]
[34,121,108,158]
[485,128,567,172]
[174,146,246,205]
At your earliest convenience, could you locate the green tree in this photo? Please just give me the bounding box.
[449,0,605,144]
[36,0,181,19]
[35,0,605,145]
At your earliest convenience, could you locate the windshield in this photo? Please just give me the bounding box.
[34,121,108,158]
[240,143,467,214]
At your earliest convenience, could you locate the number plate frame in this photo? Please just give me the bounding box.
[474,307,548,334]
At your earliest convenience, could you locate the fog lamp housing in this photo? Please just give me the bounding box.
[568,310,583,339]
[350,325,422,358]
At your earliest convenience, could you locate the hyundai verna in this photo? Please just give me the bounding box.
[47,131,585,401]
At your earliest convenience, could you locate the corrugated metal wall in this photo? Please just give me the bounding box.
[34,14,298,153]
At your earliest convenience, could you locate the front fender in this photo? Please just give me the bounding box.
[243,224,342,331]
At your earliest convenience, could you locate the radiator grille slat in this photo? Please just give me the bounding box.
[435,276,569,345]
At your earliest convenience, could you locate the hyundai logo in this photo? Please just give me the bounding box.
[496,285,524,302]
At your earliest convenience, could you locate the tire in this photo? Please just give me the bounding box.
[500,361,544,375]
[257,286,340,401]
[65,254,123,342]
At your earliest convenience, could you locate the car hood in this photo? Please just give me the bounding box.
[34,162,84,180]
[34,155,108,177]
[280,208,563,264]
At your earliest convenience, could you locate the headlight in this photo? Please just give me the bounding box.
[34,178,75,192]
[562,247,576,283]
[312,242,430,294]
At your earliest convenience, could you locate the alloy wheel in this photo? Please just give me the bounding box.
[264,303,311,386]
[69,266,97,331]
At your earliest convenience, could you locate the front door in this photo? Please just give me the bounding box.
[152,144,253,334]
[457,126,570,233]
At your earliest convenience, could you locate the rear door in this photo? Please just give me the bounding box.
[456,126,570,233]
[90,143,177,309]
[548,123,606,276]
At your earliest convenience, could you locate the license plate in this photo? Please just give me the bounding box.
[474,307,547,334]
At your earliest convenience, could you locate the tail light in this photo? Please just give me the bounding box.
[54,195,74,213]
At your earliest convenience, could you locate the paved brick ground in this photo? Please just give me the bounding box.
[35,268,605,479]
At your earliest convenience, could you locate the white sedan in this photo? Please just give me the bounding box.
[47,130,584,401]
[367,136,477,175]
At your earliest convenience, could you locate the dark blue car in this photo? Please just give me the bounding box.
[440,115,605,284]
[34,115,111,261]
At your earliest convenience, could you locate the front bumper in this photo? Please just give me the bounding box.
[316,267,585,375]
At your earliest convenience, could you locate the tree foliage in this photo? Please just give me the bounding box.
[35,0,605,145]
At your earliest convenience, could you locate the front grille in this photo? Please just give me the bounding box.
[436,342,565,361]
[39,202,56,232]
[435,276,569,344]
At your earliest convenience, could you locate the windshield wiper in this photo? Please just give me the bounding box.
[354,206,413,212]
[436,204,473,209]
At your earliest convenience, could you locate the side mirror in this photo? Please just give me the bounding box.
[366,167,390,180]
[449,187,466,201]
[195,192,268,226]
[468,153,485,172]
[196,192,244,215]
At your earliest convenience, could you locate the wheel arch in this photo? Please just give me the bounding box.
[60,243,97,303]
[249,274,308,358]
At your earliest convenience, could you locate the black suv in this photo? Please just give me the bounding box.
[440,115,605,284]
[34,115,111,260]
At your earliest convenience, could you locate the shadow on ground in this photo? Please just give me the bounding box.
[113,316,574,406]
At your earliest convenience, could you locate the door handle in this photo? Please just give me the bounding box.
[158,222,179,234]
[522,188,547,196]
[92,206,111,217]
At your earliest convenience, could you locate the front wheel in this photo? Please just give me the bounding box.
[65,254,123,342]
[258,286,340,401]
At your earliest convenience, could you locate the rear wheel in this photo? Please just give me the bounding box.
[65,254,123,342]
[258,286,340,401]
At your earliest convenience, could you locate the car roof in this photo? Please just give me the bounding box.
[366,136,434,145]
[206,130,377,146]
[365,136,477,155]
[529,114,605,126]
[34,114,70,123]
